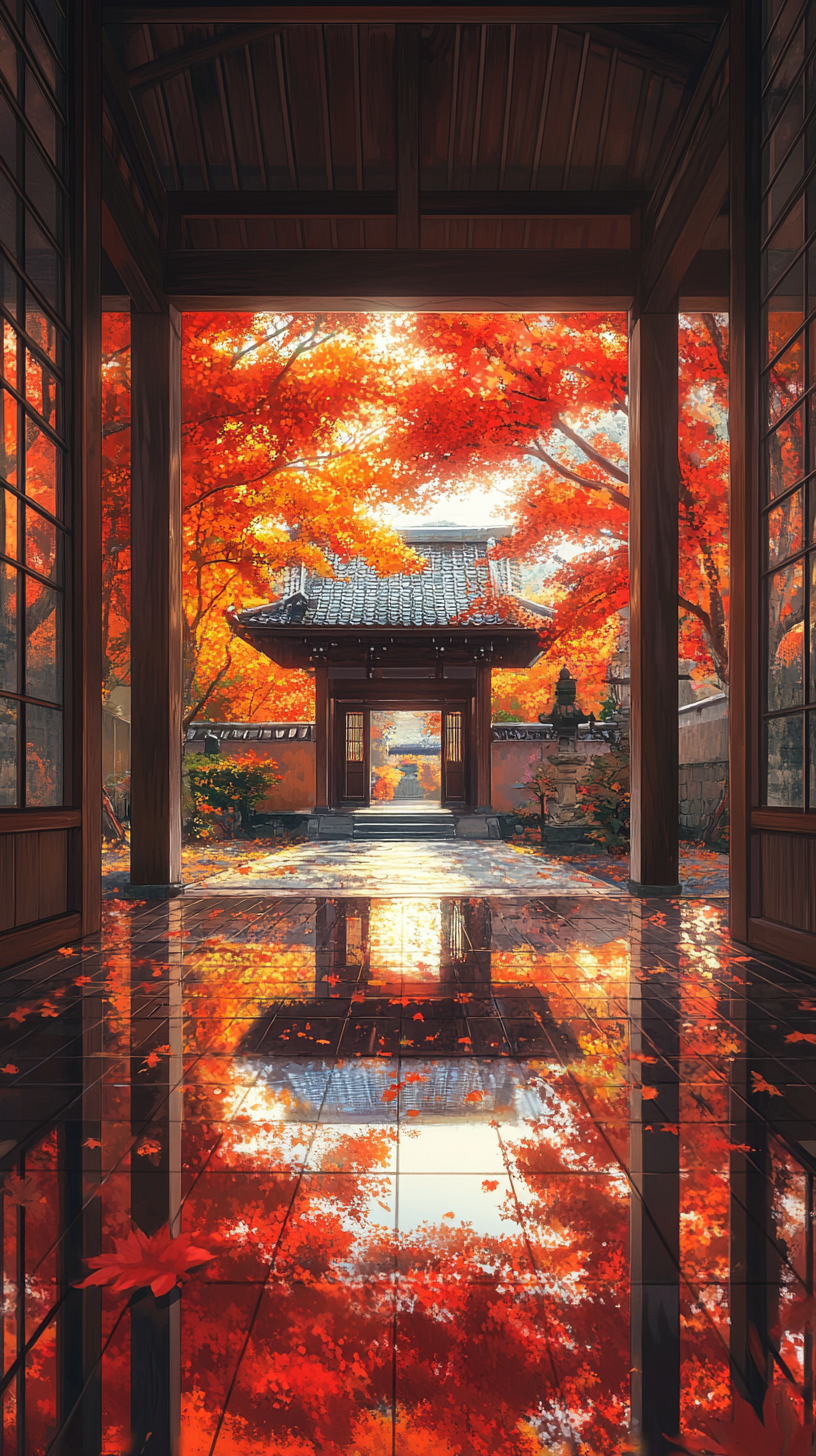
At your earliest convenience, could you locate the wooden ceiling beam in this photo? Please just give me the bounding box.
[167,188,650,221]
[126,24,279,90]
[103,6,728,25]
[635,19,729,315]
[162,245,728,310]
[102,146,167,312]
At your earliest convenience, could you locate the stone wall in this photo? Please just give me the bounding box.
[678,693,728,840]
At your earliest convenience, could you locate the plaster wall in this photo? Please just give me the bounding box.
[184,738,316,812]
[490,736,610,814]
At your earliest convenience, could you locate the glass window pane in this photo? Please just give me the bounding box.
[0,692,16,803]
[0,557,15,690]
[24,418,57,513]
[1,482,16,557]
[24,209,59,311]
[0,92,17,177]
[25,9,58,95]
[25,66,57,164]
[0,20,17,98]
[24,502,56,579]
[28,3,63,68]
[24,345,56,427]
[25,293,56,359]
[767,305,805,364]
[25,697,60,804]
[2,313,15,387]
[765,713,804,806]
[767,560,805,709]
[768,327,805,425]
[25,135,58,238]
[810,711,816,809]
[768,404,805,498]
[0,383,16,486]
[768,486,804,565]
[1,255,17,318]
[24,572,59,701]
[0,170,18,257]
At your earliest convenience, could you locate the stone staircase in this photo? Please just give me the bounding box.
[352,810,456,841]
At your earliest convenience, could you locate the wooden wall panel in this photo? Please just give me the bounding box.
[0,831,70,935]
[14,834,40,928]
[0,836,14,933]
[758,834,816,936]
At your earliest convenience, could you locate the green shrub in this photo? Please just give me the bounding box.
[578,747,630,853]
[187,753,281,839]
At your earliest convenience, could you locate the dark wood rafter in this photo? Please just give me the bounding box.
[162,245,728,308]
[103,6,729,22]
[166,188,651,223]
[102,145,166,311]
[562,31,591,189]
[127,23,279,90]
[102,32,166,224]
[396,25,421,248]
[635,15,728,315]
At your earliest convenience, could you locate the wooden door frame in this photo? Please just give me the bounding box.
[334,703,371,808]
[441,707,467,806]
[328,685,470,810]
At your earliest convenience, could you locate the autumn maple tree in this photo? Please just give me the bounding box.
[390,310,729,715]
[102,312,431,726]
[102,309,730,727]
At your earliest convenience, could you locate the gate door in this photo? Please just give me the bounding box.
[442,710,466,803]
[343,710,368,802]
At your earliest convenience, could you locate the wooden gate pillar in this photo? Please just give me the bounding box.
[475,664,492,811]
[314,663,330,810]
[628,310,681,895]
[129,308,183,893]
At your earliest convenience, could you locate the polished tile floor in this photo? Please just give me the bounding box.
[1,892,814,1454]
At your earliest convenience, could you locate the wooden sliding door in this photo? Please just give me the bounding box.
[442,708,466,804]
[342,708,368,804]
[0,0,100,968]
[731,0,816,965]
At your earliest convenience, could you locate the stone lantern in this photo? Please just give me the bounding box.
[537,668,595,850]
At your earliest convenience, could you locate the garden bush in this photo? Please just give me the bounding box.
[187,753,281,839]
[578,747,630,853]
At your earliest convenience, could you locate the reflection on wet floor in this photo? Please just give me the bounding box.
[2,893,816,1453]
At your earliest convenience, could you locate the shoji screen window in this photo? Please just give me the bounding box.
[0,0,66,809]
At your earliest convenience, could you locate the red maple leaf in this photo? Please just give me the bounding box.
[76,1225,215,1298]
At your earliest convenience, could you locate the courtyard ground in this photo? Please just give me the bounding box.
[102,837,729,898]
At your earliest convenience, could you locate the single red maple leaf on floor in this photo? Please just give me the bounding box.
[76,1225,214,1298]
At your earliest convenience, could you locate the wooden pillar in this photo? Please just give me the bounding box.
[314,664,330,809]
[475,664,492,811]
[129,308,183,893]
[628,310,681,895]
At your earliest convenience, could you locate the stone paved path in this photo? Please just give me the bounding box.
[190,839,621,897]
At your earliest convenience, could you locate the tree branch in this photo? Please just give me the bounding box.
[554,416,629,485]
[524,444,630,510]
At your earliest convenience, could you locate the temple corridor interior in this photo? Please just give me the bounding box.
[3,887,816,1453]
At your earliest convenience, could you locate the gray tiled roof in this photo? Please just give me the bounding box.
[237,528,553,632]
